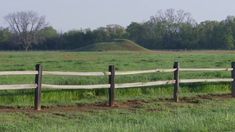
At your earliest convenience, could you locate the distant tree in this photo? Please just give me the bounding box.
[126,9,197,49]
[0,27,11,43]
[126,22,144,41]
[149,8,196,25]
[5,11,48,51]
[0,27,12,49]
[93,24,126,42]
[93,27,110,42]
[61,30,85,49]
[224,33,234,49]
[36,26,59,50]
[105,24,126,39]
[39,26,58,39]
[196,21,221,49]
[126,22,151,47]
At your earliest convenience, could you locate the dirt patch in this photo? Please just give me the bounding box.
[181,93,232,103]
[157,93,232,104]
[119,99,149,108]
[0,93,233,113]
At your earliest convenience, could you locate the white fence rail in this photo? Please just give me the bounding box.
[0,71,38,75]
[0,84,36,90]
[43,71,110,76]
[180,68,233,72]
[40,79,233,90]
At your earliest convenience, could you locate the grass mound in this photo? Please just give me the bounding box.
[77,39,148,51]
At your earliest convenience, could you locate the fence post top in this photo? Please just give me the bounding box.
[174,62,179,67]
[35,64,42,67]
[232,62,235,67]
[109,65,115,70]
[35,64,43,71]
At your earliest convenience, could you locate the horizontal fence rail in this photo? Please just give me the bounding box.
[180,78,233,83]
[42,84,110,89]
[41,80,176,90]
[0,62,234,110]
[43,71,110,76]
[40,78,233,90]
[0,84,36,90]
[42,69,176,76]
[180,68,233,72]
[115,80,175,88]
[0,71,38,75]
[0,68,232,77]
[115,69,176,75]
[0,79,232,90]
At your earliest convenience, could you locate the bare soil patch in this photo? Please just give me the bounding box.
[0,93,232,113]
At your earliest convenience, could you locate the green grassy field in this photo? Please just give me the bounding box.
[0,51,234,131]
[0,51,233,105]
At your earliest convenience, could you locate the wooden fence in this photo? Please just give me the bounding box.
[0,62,235,110]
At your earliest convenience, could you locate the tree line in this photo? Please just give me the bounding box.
[1,9,235,51]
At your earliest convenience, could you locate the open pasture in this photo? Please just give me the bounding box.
[0,51,234,131]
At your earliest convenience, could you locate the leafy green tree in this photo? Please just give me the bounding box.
[224,33,234,49]
[36,26,59,50]
[0,27,12,49]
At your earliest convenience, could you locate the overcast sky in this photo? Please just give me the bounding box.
[1,0,235,32]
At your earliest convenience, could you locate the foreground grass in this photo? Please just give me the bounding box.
[0,95,234,132]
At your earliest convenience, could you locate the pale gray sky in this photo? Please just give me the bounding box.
[0,0,235,31]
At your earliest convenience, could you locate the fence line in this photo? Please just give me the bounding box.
[42,68,176,76]
[0,68,232,77]
[0,78,230,91]
[38,68,234,77]
[0,62,235,110]
[12,68,231,77]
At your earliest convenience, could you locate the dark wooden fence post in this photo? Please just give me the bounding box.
[173,62,180,102]
[108,65,115,107]
[35,64,43,110]
[231,62,235,97]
